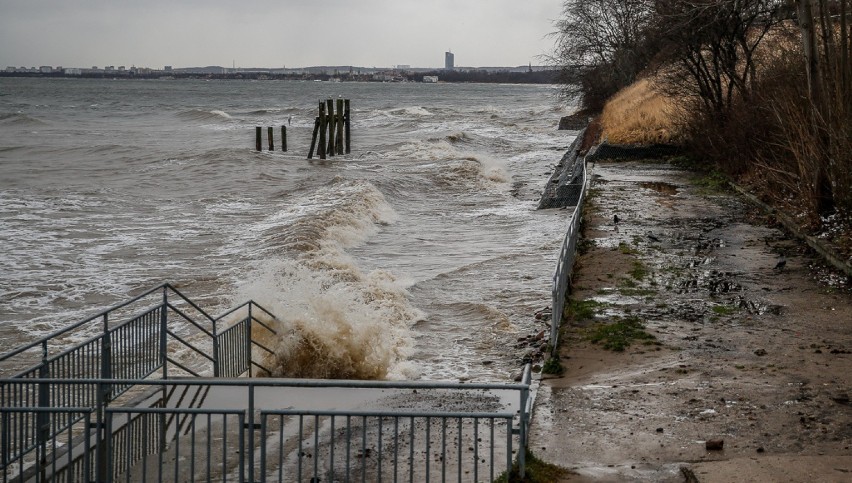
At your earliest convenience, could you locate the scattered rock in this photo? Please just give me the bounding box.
[754,348,767,356]
[656,427,664,433]
[706,439,725,451]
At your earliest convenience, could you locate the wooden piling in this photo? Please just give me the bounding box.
[267,126,274,151]
[344,99,351,154]
[308,117,320,159]
[318,101,327,159]
[326,99,336,157]
[281,126,287,152]
[255,126,262,151]
[336,98,344,155]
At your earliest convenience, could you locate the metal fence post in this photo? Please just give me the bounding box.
[161,287,168,380]
[104,410,114,483]
[519,384,529,478]
[248,385,255,483]
[212,307,220,378]
[37,341,49,482]
[97,313,112,483]
[1,411,9,470]
[247,304,253,378]
[101,313,112,401]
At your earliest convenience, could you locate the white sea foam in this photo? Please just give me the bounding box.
[231,178,421,380]
[0,80,571,381]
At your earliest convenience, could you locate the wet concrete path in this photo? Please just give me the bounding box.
[530,161,852,482]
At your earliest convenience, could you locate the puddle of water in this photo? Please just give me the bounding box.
[639,181,679,196]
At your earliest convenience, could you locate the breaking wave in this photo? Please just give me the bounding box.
[234,178,421,380]
[176,109,233,122]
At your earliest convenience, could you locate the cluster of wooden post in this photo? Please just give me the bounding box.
[309,98,350,159]
[255,126,288,152]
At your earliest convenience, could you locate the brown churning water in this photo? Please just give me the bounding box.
[0,78,576,382]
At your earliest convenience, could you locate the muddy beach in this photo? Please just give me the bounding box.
[530,161,852,482]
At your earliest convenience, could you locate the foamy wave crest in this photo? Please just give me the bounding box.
[257,178,398,254]
[439,155,510,186]
[388,106,433,117]
[176,109,233,121]
[234,179,420,380]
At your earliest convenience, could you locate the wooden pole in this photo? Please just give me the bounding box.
[326,99,335,157]
[255,126,262,151]
[336,98,344,154]
[281,125,287,152]
[308,117,320,159]
[344,99,351,154]
[267,126,274,151]
[318,102,327,159]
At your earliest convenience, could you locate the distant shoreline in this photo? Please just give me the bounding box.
[0,69,558,84]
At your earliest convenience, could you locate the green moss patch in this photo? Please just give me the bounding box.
[566,299,606,322]
[494,448,573,483]
[587,316,657,351]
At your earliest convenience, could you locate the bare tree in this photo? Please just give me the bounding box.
[790,0,852,215]
[553,0,654,110]
[652,0,785,117]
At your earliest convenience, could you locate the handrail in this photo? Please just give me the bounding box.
[213,301,280,335]
[0,281,534,478]
[0,375,532,392]
[164,283,217,324]
[0,283,169,362]
[0,284,277,378]
[166,302,215,338]
[549,157,588,356]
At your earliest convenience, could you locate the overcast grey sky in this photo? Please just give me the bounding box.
[0,0,562,69]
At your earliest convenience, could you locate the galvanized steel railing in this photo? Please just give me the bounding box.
[0,283,279,479]
[549,159,588,356]
[0,370,532,482]
[1,285,534,481]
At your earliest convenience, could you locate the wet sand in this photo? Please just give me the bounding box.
[530,161,852,482]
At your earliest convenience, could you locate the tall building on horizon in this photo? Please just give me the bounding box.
[444,51,454,70]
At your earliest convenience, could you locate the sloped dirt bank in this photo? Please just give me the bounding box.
[530,161,852,482]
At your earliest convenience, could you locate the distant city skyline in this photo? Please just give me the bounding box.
[0,1,562,69]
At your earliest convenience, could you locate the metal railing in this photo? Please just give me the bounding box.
[549,159,588,356]
[1,285,533,481]
[1,370,532,482]
[0,283,278,480]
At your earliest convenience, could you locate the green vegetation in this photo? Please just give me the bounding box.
[618,241,639,255]
[577,237,596,255]
[566,299,606,321]
[629,260,649,280]
[691,170,730,194]
[494,448,572,483]
[587,316,657,351]
[541,357,564,375]
[711,304,738,316]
